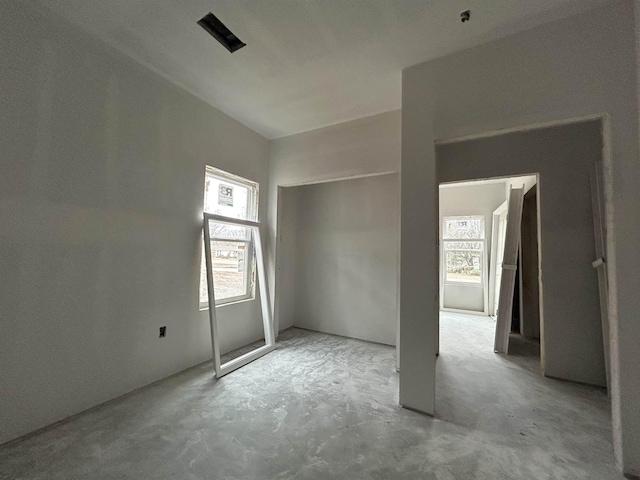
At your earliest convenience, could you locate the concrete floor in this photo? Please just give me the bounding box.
[0,312,622,479]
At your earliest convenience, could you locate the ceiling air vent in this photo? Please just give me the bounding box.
[198,12,246,53]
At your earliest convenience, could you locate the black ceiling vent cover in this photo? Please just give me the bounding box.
[198,12,246,53]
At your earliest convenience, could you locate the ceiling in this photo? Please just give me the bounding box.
[37,0,610,139]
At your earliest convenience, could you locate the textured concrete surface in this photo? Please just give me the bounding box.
[0,313,621,479]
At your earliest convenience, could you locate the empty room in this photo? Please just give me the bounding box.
[1,1,640,479]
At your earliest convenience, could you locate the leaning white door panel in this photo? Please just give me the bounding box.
[494,187,525,354]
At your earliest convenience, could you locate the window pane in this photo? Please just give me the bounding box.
[207,219,251,241]
[204,176,252,220]
[443,241,483,251]
[200,241,253,304]
[445,250,482,283]
[443,216,484,239]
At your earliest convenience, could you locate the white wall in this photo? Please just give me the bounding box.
[268,110,401,335]
[0,4,269,445]
[290,174,398,345]
[402,1,640,474]
[276,186,298,331]
[439,182,506,313]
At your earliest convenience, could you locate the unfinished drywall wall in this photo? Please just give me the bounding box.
[438,122,603,382]
[268,110,401,335]
[0,4,269,445]
[439,182,506,313]
[275,187,298,331]
[403,1,640,473]
[291,174,398,345]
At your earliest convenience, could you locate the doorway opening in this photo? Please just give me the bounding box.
[421,119,614,468]
[274,172,400,351]
[438,174,540,360]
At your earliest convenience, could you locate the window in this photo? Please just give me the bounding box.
[442,216,485,284]
[200,166,259,307]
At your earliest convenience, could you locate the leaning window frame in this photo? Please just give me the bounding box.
[441,215,486,286]
[199,166,259,309]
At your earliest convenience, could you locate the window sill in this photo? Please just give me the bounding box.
[199,296,256,311]
[444,282,484,288]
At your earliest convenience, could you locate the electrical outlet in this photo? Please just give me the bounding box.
[159,326,166,338]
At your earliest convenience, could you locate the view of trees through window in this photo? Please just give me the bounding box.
[443,216,485,284]
[200,168,258,306]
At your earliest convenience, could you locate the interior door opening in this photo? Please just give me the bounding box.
[438,174,541,361]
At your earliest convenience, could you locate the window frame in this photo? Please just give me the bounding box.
[200,166,259,308]
[203,212,275,378]
[441,215,486,287]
